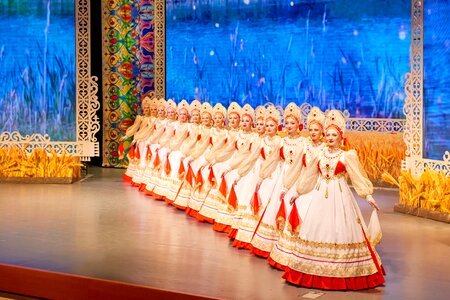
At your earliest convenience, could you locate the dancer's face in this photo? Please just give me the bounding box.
[166,108,176,120]
[285,116,298,135]
[150,106,158,117]
[157,106,165,118]
[190,110,201,124]
[228,113,240,129]
[241,115,252,132]
[213,113,225,128]
[142,103,151,116]
[178,109,189,123]
[326,128,342,148]
[308,123,323,143]
[256,118,265,135]
[265,119,277,136]
[201,112,212,127]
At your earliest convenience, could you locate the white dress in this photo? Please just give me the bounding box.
[268,140,325,269]
[282,148,385,290]
[231,134,283,248]
[249,135,306,257]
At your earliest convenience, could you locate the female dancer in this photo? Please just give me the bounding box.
[178,102,214,216]
[282,110,384,290]
[232,104,284,248]
[212,104,259,233]
[268,107,326,270]
[152,100,191,199]
[189,103,228,222]
[196,102,242,223]
[122,96,152,182]
[250,102,306,257]
[142,99,177,196]
[165,100,202,205]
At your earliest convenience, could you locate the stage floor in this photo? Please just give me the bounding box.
[1,167,450,300]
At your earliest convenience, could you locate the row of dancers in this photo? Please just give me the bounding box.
[120,97,385,290]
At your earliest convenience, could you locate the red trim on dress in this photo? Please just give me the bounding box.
[268,256,287,271]
[212,222,231,233]
[282,267,385,291]
[122,173,133,182]
[232,240,253,250]
[251,247,270,258]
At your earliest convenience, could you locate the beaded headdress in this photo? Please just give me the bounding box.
[241,104,255,121]
[265,104,282,125]
[227,102,241,118]
[190,100,201,114]
[255,105,266,121]
[306,107,326,130]
[324,109,346,137]
[212,103,227,118]
[165,99,177,112]
[177,99,190,113]
[156,98,166,109]
[283,102,301,124]
[200,102,213,116]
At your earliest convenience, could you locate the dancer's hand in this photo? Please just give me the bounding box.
[289,196,297,205]
[366,195,380,211]
[279,191,286,201]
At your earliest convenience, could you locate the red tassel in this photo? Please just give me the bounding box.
[173,129,176,135]
[234,140,238,150]
[135,145,141,160]
[128,144,135,160]
[208,165,216,187]
[280,146,285,160]
[224,137,228,143]
[197,134,201,141]
[249,142,252,151]
[288,201,301,235]
[278,124,283,131]
[196,168,204,190]
[260,147,266,160]
[209,136,213,145]
[250,182,261,215]
[186,163,194,187]
[219,174,228,197]
[178,160,185,179]
[299,124,304,131]
[164,153,171,175]
[118,141,124,159]
[153,150,161,168]
[146,145,152,161]
[228,183,238,210]
[187,131,190,138]
[276,198,287,231]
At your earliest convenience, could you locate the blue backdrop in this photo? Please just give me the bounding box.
[166,0,411,119]
[0,0,76,141]
[423,0,450,160]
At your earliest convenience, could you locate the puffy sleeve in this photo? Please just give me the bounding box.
[215,131,238,163]
[344,149,374,198]
[134,118,153,142]
[259,136,282,180]
[124,115,142,138]
[296,154,320,196]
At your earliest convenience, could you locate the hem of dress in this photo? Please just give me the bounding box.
[267,256,286,271]
[212,223,231,233]
[282,267,386,290]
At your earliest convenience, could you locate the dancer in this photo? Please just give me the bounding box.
[152,100,191,199]
[196,102,242,223]
[166,100,202,205]
[189,103,228,222]
[282,109,384,290]
[212,104,259,233]
[180,102,214,217]
[232,104,284,248]
[122,96,153,182]
[250,102,306,257]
